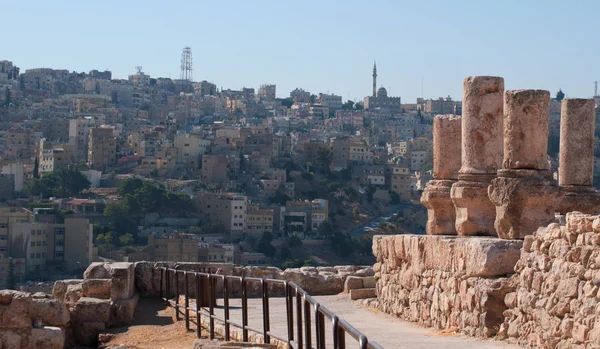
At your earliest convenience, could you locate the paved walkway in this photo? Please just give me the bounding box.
[190,294,519,349]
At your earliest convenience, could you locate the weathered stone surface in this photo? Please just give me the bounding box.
[502,213,600,348]
[83,262,110,279]
[108,262,135,301]
[350,288,376,300]
[421,180,456,235]
[82,278,111,299]
[0,330,23,348]
[51,279,82,302]
[433,115,461,180]
[73,297,112,324]
[559,189,600,214]
[460,76,504,175]
[110,294,139,327]
[489,171,561,239]
[134,261,157,296]
[64,283,82,303]
[30,327,64,349]
[0,290,32,329]
[502,90,550,170]
[373,234,520,336]
[559,98,596,187]
[31,298,70,327]
[73,321,105,347]
[344,276,364,293]
[451,179,497,236]
[362,277,377,289]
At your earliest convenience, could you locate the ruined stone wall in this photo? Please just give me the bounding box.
[372,234,522,337]
[501,212,600,348]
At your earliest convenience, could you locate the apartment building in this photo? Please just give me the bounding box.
[284,199,329,236]
[38,139,72,175]
[145,234,199,262]
[69,116,98,161]
[258,84,276,100]
[347,141,374,165]
[200,154,230,183]
[87,127,116,170]
[196,192,248,240]
[245,204,274,238]
[391,164,411,200]
[0,207,32,287]
[174,132,211,159]
[7,129,37,159]
[317,93,343,111]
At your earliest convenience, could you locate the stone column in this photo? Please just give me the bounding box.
[558,98,600,214]
[421,115,461,235]
[451,76,504,236]
[488,90,561,239]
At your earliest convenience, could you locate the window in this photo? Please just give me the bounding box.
[36,241,41,246]
[30,253,35,259]
[36,253,40,258]
[31,241,35,247]
[55,228,65,235]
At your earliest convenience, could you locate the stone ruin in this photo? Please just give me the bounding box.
[378,75,600,346]
[0,261,373,348]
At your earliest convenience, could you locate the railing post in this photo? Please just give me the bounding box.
[337,322,345,349]
[316,304,325,349]
[165,268,170,304]
[241,277,249,342]
[208,274,215,340]
[358,334,368,349]
[195,273,201,338]
[223,276,230,341]
[296,289,303,349]
[303,296,311,349]
[184,271,190,331]
[285,282,293,346]
[332,315,340,349]
[174,270,179,320]
[159,267,163,300]
[262,279,270,344]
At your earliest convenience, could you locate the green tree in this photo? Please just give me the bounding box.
[104,203,138,237]
[556,89,565,102]
[328,232,355,257]
[4,87,11,107]
[258,232,276,258]
[189,226,204,235]
[119,233,134,246]
[316,147,333,174]
[352,207,360,221]
[117,177,144,196]
[342,100,355,110]
[390,191,401,205]
[318,221,334,236]
[33,157,39,179]
[354,102,364,110]
[288,235,303,248]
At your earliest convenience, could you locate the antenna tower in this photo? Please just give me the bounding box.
[180,47,193,81]
[595,81,598,97]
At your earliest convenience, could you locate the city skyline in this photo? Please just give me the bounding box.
[3,0,599,102]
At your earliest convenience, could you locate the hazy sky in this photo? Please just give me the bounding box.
[3,0,598,102]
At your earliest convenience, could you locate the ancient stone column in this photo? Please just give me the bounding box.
[451,76,504,236]
[488,90,561,239]
[558,98,600,214]
[421,115,461,235]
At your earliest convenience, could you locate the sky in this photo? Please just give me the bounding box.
[2,0,599,102]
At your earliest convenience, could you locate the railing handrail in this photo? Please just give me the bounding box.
[158,266,384,349]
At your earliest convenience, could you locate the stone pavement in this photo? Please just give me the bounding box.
[199,294,518,349]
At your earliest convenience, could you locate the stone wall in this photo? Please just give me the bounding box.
[373,234,522,337]
[134,261,374,298]
[500,212,600,348]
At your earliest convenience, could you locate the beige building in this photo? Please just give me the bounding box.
[245,204,274,238]
[7,129,36,159]
[88,127,116,170]
[38,139,72,175]
[174,132,211,159]
[258,84,276,100]
[0,207,31,287]
[145,234,199,262]
[196,192,248,240]
[348,141,374,165]
[391,164,411,200]
[201,154,230,183]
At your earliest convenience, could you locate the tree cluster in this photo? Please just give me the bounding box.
[24,168,90,198]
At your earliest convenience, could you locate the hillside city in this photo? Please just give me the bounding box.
[0,56,590,289]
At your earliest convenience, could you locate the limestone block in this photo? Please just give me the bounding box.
[559,189,600,215]
[110,294,139,327]
[433,115,462,180]
[0,290,31,329]
[64,283,82,303]
[51,279,82,302]
[460,76,504,175]
[350,288,376,300]
[82,278,111,299]
[451,179,497,236]
[421,180,456,235]
[488,172,561,239]
[73,321,105,347]
[31,298,70,327]
[108,262,135,301]
[0,330,22,348]
[83,262,110,279]
[134,261,157,296]
[344,276,363,293]
[362,277,377,289]
[502,90,550,170]
[559,98,596,187]
[73,297,112,324]
[30,327,64,349]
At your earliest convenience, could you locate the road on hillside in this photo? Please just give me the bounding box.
[349,203,411,237]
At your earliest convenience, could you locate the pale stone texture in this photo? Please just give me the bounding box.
[558,98,600,214]
[29,327,64,349]
[350,288,376,300]
[559,98,596,187]
[451,76,504,236]
[372,234,522,337]
[460,76,504,175]
[500,213,600,348]
[433,115,462,180]
[422,115,461,235]
[502,90,550,170]
[108,262,135,301]
[82,278,111,299]
[489,89,560,239]
[51,279,82,302]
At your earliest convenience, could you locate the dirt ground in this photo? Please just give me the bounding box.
[100,298,210,349]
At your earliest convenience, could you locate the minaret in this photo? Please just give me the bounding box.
[372,61,377,97]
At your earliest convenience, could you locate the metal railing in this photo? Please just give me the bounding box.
[158,266,384,349]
